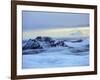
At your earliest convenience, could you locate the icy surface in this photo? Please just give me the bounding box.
[22,37,89,69]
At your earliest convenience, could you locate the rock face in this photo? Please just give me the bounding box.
[54,40,68,47]
[23,39,43,50]
[23,36,68,50]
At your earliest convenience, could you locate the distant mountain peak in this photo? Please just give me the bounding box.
[22,36,68,50]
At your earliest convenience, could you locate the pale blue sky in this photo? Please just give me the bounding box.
[22,11,89,31]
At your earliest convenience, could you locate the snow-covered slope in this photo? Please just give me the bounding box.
[22,36,89,69]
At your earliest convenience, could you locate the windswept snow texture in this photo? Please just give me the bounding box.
[22,37,89,69]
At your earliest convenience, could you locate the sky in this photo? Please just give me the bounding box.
[22,11,89,31]
[22,11,90,39]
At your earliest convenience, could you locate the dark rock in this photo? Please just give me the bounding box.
[22,39,43,50]
[55,41,67,47]
[71,39,83,43]
[23,36,69,50]
[44,37,52,42]
[35,36,52,42]
[35,36,42,41]
[49,40,56,47]
[85,44,89,48]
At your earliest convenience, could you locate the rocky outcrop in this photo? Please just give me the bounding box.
[23,39,43,50]
[23,36,68,50]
